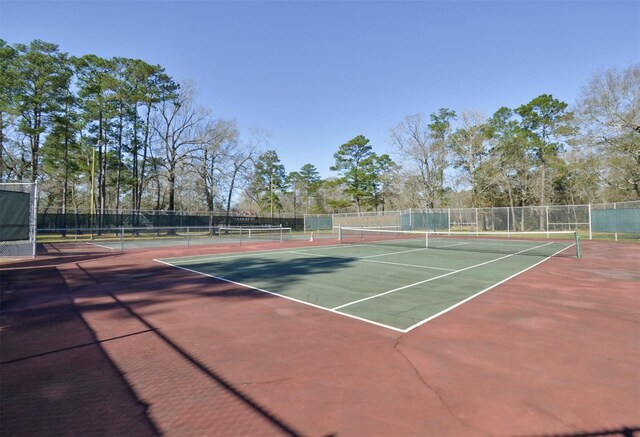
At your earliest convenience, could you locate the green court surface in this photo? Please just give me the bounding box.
[155,237,577,332]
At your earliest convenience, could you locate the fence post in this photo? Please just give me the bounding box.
[546,205,549,238]
[475,208,478,235]
[32,183,39,258]
[589,204,593,240]
[614,202,618,242]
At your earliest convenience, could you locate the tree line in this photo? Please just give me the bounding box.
[1,39,638,222]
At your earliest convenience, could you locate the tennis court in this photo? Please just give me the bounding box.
[36,225,301,253]
[3,228,638,436]
[156,230,579,331]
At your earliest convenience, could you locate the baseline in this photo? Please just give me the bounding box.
[153,258,405,333]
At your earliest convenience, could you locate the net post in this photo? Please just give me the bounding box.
[448,208,451,236]
[425,231,429,249]
[338,225,342,242]
[121,227,125,253]
[187,226,190,248]
[588,204,592,240]
[279,227,283,244]
[575,232,581,259]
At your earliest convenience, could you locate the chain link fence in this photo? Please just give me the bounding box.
[304,201,640,241]
[36,225,294,256]
[37,208,303,230]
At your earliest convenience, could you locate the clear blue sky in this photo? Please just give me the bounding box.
[1,0,638,177]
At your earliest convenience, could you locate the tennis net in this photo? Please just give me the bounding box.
[338,226,581,258]
[218,226,292,243]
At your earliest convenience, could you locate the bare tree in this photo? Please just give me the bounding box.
[575,64,640,199]
[389,110,455,209]
[194,118,239,226]
[152,81,210,211]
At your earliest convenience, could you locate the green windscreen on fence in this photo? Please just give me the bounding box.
[305,215,332,230]
[592,208,640,233]
[405,212,449,230]
[0,189,30,241]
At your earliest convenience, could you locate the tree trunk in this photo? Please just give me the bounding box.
[226,165,241,226]
[30,107,41,182]
[62,111,69,236]
[116,101,124,211]
[131,105,139,227]
[539,164,546,230]
[168,169,175,211]
[136,106,152,217]
[506,179,516,232]
[0,112,4,180]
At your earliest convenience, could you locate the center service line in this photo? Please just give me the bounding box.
[331,242,554,310]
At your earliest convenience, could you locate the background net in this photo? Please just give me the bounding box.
[339,226,580,258]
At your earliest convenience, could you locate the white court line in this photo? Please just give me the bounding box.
[360,258,455,272]
[290,250,456,272]
[159,241,427,265]
[86,242,116,250]
[399,242,576,332]
[154,241,576,333]
[431,239,556,249]
[331,241,555,311]
[153,258,405,333]
[433,242,468,248]
[360,247,427,258]
[157,243,347,264]
[155,240,397,264]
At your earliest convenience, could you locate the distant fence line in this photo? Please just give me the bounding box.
[304,201,640,240]
[37,209,303,231]
[32,201,640,238]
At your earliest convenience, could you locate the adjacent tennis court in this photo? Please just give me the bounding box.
[155,230,579,331]
[37,225,298,252]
